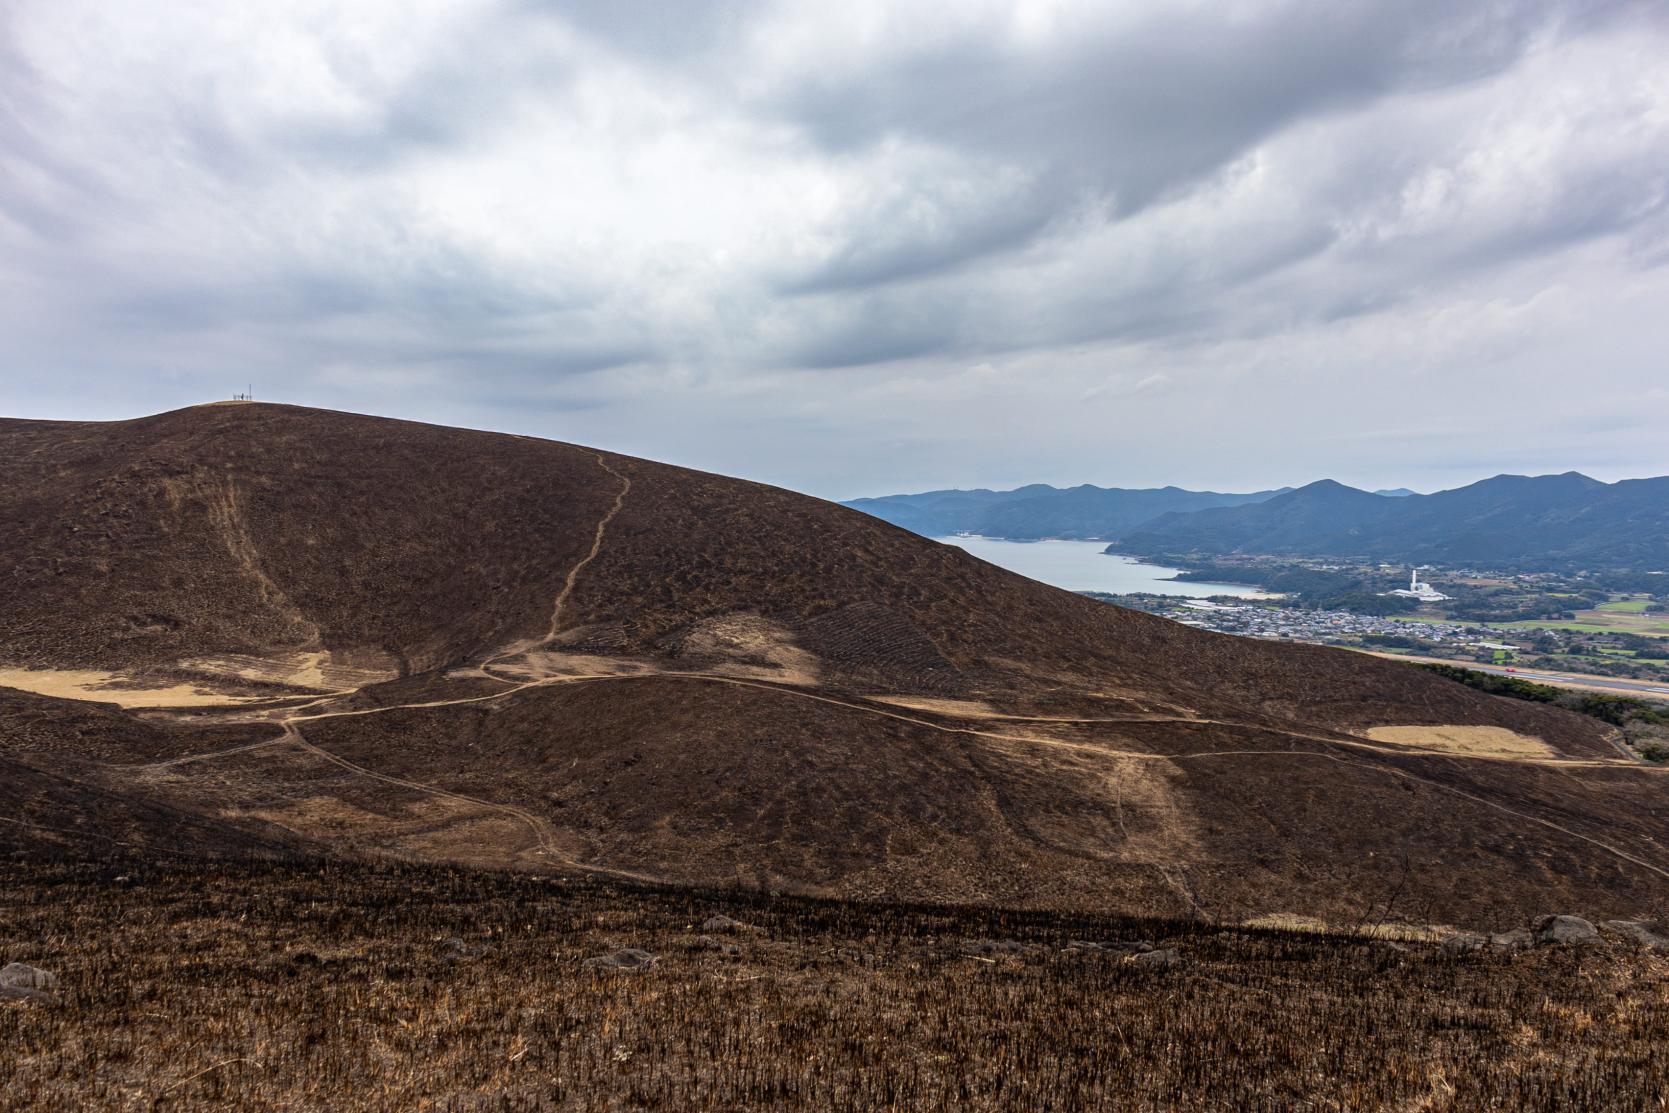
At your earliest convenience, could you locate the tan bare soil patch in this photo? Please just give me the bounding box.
[1362,724,1555,759]
[871,695,1003,717]
[0,667,263,708]
[179,650,398,691]
[389,808,546,865]
[1242,912,1333,933]
[483,649,655,682]
[670,613,821,685]
[1098,756,1199,868]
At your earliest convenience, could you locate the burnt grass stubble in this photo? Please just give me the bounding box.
[2,857,1666,1111]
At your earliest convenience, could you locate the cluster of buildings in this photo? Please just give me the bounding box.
[1114,596,1481,647]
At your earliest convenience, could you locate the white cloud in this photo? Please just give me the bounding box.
[1,0,1666,497]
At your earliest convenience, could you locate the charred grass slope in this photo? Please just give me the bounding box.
[1,404,1667,924]
[2,859,1665,1112]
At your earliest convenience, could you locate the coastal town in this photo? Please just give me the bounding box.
[1090,589,1669,702]
[1095,594,1487,649]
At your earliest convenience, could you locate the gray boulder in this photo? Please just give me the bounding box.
[438,937,493,962]
[1442,932,1488,954]
[0,962,56,990]
[692,935,743,957]
[1601,920,1669,953]
[583,948,657,972]
[1067,939,1154,955]
[1489,929,1533,951]
[1533,915,1600,947]
[967,939,1033,956]
[1129,948,1183,970]
[0,962,58,1004]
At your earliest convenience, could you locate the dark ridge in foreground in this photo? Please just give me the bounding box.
[2,859,1665,1112]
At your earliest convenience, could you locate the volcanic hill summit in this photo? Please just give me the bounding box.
[2,403,1666,924]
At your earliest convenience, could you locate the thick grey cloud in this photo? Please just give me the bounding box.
[783,3,1550,202]
[1,0,1667,499]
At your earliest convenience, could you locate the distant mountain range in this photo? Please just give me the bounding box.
[1121,473,1669,571]
[846,472,1669,571]
[842,484,1290,540]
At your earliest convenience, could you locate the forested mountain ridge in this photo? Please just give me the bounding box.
[1121,473,1669,570]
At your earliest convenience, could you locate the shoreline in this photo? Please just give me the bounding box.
[935,535,1268,599]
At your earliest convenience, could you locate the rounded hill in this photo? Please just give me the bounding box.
[2,403,1665,925]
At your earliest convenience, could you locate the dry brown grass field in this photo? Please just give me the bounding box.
[3,859,1667,1112]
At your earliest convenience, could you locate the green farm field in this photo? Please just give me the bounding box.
[1496,611,1669,637]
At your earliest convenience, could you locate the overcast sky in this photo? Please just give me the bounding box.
[3,1,1667,499]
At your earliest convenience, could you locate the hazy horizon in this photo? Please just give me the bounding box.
[4,1,1668,500]
[6,400,1662,503]
[842,470,1669,503]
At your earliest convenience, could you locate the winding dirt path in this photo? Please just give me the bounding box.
[285,719,655,883]
[116,735,295,770]
[277,721,553,857]
[263,670,1632,773]
[126,664,1669,887]
[118,453,650,882]
[139,668,1665,774]
[546,454,631,640]
[480,451,631,675]
[273,450,641,881]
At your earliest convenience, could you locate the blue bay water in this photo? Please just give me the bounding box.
[935,536,1262,598]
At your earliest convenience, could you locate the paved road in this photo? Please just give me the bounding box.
[1357,650,1669,699]
[1465,663,1669,698]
